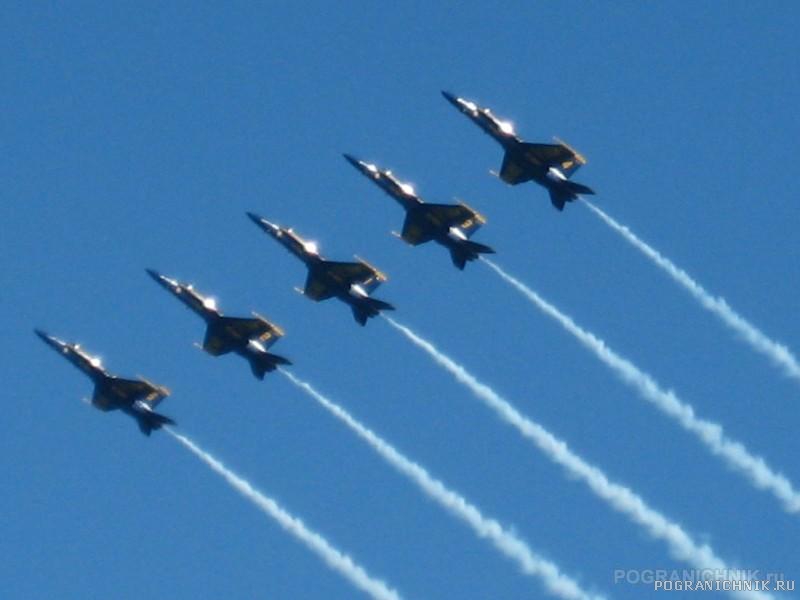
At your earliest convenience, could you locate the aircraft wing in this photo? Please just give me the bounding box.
[402,203,484,244]
[400,212,433,246]
[203,316,282,355]
[249,316,284,349]
[401,213,435,245]
[520,142,577,166]
[323,261,377,285]
[111,377,169,408]
[502,143,585,183]
[91,387,114,410]
[499,152,533,184]
[304,270,338,301]
[552,137,588,176]
[305,261,385,299]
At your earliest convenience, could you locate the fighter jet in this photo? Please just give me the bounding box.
[441,91,595,211]
[146,269,291,380]
[343,154,495,270]
[35,329,174,436]
[247,213,394,325]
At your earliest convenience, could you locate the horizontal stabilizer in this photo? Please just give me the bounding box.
[549,189,568,211]
[247,352,292,380]
[561,180,594,196]
[351,297,395,326]
[365,297,394,311]
[548,180,594,211]
[461,240,494,255]
[137,411,175,436]
[449,240,495,270]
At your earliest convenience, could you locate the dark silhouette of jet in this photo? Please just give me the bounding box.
[441,91,595,211]
[146,270,291,380]
[35,329,174,436]
[343,154,495,270]
[247,213,394,326]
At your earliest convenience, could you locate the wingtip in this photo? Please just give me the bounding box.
[552,136,588,165]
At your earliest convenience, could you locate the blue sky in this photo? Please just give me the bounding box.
[3,3,799,599]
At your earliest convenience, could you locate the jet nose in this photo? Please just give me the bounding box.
[441,90,461,108]
[247,211,268,228]
[146,268,179,291]
[34,328,62,349]
[342,153,362,170]
[34,328,51,343]
[343,153,376,176]
[247,212,279,233]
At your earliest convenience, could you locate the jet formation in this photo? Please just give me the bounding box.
[442,91,594,211]
[147,269,291,380]
[37,92,595,435]
[247,213,395,326]
[344,154,495,270]
[35,329,174,436]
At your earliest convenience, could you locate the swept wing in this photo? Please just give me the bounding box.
[203,316,283,355]
[304,261,385,300]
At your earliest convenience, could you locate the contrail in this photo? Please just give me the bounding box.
[166,429,402,600]
[280,370,603,600]
[584,200,800,384]
[383,317,770,600]
[482,258,800,515]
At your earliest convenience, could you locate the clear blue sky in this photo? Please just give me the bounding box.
[3,3,799,599]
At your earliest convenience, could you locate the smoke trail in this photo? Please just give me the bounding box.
[383,317,770,600]
[280,370,602,600]
[584,200,800,383]
[166,429,402,600]
[482,258,800,514]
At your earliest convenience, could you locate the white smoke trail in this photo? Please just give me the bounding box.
[584,200,800,383]
[280,370,602,600]
[383,317,770,600]
[166,429,402,600]
[482,258,800,514]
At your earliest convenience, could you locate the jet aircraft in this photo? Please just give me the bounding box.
[343,154,495,269]
[147,270,291,380]
[441,91,595,211]
[247,213,394,325]
[35,329,174,436]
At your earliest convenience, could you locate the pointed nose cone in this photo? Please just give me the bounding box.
[247,212,279,235]
[441,90,460,109]
[343,153,374,177]
[146,268,178,292]
[34,328,62,350]
[342,153,362,170]
[246,211,263,226]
